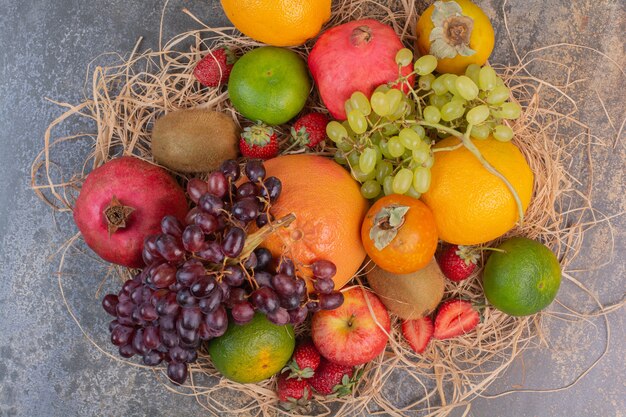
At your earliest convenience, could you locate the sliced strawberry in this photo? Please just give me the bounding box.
[401,316,434,354]
[433,299,480,340]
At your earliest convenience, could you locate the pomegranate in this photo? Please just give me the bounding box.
[73,157,188,268]
[308,19,415,120]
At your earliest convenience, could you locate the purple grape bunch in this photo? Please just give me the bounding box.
[103,159,344,385]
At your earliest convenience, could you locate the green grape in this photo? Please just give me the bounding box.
[359,147,377,174]
[405,186,422,199]
[351,166,376,182]
[440,101,465,122]
[333,150,347,165]
[376,160,393,183]
[429,93,449,109]
[422,152,435,169]
[402,148,413,160]
[465,64,481,85]
[374,84,391,94]
[347,151,360,167]
[371,130,384,145]
[383,175,394,196]
[387,136,405,158]
[411,124,426,139]
[371,92,390,116]
[347,109,368,134]
[374,145,383,164]
[414,55,438,75]
[418,73,436,90]
[450,95,467,107]
[350,91,372,116]
[337,139,353,152]
[361,180,381,199]
[412,147,430,164]
[485,85,510,105]
[423,106,441,123]
[344,100,354,116]
[431,76,448,96]
[399,128,421,150]
[478,66,497,91]
[499,102,521,119]
[386,89,403,114]
[341,121,356,139]
[471,123,492,139]
[493,124,514,142]
[466,105,490,125]
[393,168,413,194]
[326,121,347,143]
[382,123,400,137]
[495,76,505,87]
[441,74,459,96]
[379,139,394,159]
[388,99,408,121]
[395,48,414,66]
[413,167,432,193]
[455,75,479,101]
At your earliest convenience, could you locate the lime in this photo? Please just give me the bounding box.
[483,237,561,316]
[207,313,295,383]
[228,47,311,125]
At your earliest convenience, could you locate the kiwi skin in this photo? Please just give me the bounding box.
[151,109,239,173]
[367,258,445,320]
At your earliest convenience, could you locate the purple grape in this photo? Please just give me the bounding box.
[221,227,246,258]
[176,289,198,308]
[181,307,202,330]
[254,271,273,288]
[198,193,224,216]
[176,264,205,287]
[122,279,141,295]
[218,281,231,300]
[261,176,282,202]
[253,248,272,271]
[169,282,184,292]
[170,346,188,363]
[159,315,176,331]
[111,325,134,346]
[131,307,146,325]
[198,289,222,313]
[177,319,199,345]
[156,293,180,316]
[288,306,308,325]
[155,235,185,263]
[223,265,245,287]
[117,291,131,304]
[196,242,224,264]
[312,260,337,280]
[116,301,134,317]
[245,159,266,182]
[294,278,307,298]
[132,329,150,355]
[267,307,290,325]
[232,197,260,223]
[215,214,228,232]
[194,212,218,234]
[143,235,160,258]
[143,350,163,366]
[140,303,158,321]
[198,322,212,340]
[102,294,119,316]
[204,305,228,332]
[160,329,179,348]
[161,215,183,238]
[182,225,205,252]
[167,362,188,385]
[179,338,200,350]
[306,300,321,313]
[119,344,136,358]
[280,294,301,310]
[250,287,280,314]
[313,278,335,294]
[187,178,208,204]
[142,248,162,265]
[108,319,119,332]
[117,316,134,326]
[190,277,217,298]
[220,159,240,181]
[184,207,201,225]
[236,182,258,199]
[208,171,229,198]
[187,349,198,363]
[243,252,257,270]
[130,287,145,305]
[255,212,273,228]
[151,263,177,289]
[271,274,297,297]
[277,259,295,277]
[232,302,255,324]
[143,326,161,350]
[227,287,247,306]
[319,291,344,310]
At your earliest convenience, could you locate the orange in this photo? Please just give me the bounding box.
[261,155,368,290]
[421,136,534,245]
[361,194,438,274]
[416,0,495,74]
[220,0,332,47]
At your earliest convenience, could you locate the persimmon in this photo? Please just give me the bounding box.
[361,194,438,274]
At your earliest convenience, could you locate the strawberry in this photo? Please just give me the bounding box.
[276,372,312,411]
[291,113,329,148]
[309,359,355,396]
[438,245,479,282]
[193,47,237,87]
[401,316,434,354]
[239,123,279,159]
[284,339,321,379]
[433,299,480,340]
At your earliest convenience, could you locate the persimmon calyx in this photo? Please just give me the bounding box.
[429,0,476,59]
[369,205,410,251]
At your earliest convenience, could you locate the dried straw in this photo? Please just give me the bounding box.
[31,0,624,416]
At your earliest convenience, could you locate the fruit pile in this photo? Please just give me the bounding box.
[51,0,567,413]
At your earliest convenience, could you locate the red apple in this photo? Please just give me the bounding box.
[311,286,391,366]
[308,19,415,120]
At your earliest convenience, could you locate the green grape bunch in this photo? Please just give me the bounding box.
[325,48,523,201]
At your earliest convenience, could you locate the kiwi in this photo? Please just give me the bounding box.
[151,109,239,173]
[367,258,445,320]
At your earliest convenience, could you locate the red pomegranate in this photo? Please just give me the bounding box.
[308,19,415,120]
[73,157,188,268]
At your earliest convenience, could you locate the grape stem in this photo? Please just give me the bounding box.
[228,213,296,265]
[416,121,525,226]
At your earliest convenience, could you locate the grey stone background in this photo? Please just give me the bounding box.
[0,0,624,416]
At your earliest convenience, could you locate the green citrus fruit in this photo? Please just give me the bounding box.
[207,313,295,383]
[483,237,561,316]
[228,47,311,125]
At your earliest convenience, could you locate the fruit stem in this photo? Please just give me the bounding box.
[231,213,296,264]
[103,196,135,235]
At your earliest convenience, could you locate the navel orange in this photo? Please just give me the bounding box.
[260,155,368,290]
